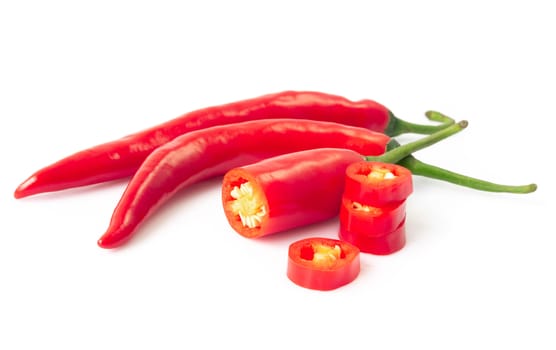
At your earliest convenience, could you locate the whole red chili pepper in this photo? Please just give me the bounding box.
[14,91,450,199]
[221,122,468,240]
[97,119,391,249]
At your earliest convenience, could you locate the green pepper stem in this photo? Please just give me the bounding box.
[387,139,537,194]
[425,110,455,125]
[385,110,456,136]
[366,120,468,164]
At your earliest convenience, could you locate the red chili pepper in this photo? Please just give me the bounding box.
[339,161,413,255]
[14,91,448,199]
[339,197,406,235]
[221,122,468,242]
[339,218,407,255]
[97,119,390,249]
[287,237,361,291]
[102,119,466,249]
[222,148,364,238]
[343,161,413,207]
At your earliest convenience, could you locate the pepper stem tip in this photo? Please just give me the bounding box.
[387,109,457,136]
[425,110,455,124]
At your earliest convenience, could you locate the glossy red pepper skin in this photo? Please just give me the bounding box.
[343,161,413,207]
[14,91,391,199]
[287,237,361,291]
[339,197,406,236]
[339,218,407,255]
[222,148,364,239]
[97,119,389,249]
[339,162,412,255]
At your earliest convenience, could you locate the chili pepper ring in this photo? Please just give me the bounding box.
[343,161,413,207]
[287,237,361,291]
[339,197,407,236]
[339,218,407,255]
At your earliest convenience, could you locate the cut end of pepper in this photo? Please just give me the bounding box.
[229,181,267,229]
[222,170,270,239]
[300,242,344,268]
[353,162,406,185]
[344,161,413,207]
[366,167,396,180]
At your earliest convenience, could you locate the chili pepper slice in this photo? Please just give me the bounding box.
[339,218,407,255]
[339,196,406,236]
[14,91,451,199]
[222,148,364,238]
[287,237,360,291]
[98,120,467,249]
[97,119,389,249]
[343,161,413,207]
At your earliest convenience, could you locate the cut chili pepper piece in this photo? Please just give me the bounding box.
[222,148,364,239]
[343,161,413,207]
[339,196,406,236]
[287,237,360,291]
[339,218,407,255]
[338,218,406,255]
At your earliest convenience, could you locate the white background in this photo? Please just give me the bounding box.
[1,1,554,349]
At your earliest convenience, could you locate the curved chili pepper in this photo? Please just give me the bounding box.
[287,237,361,291]
[221,122,468,240]
[14,91,449,199]
[100,120,468,249]
[97,119,390,249]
